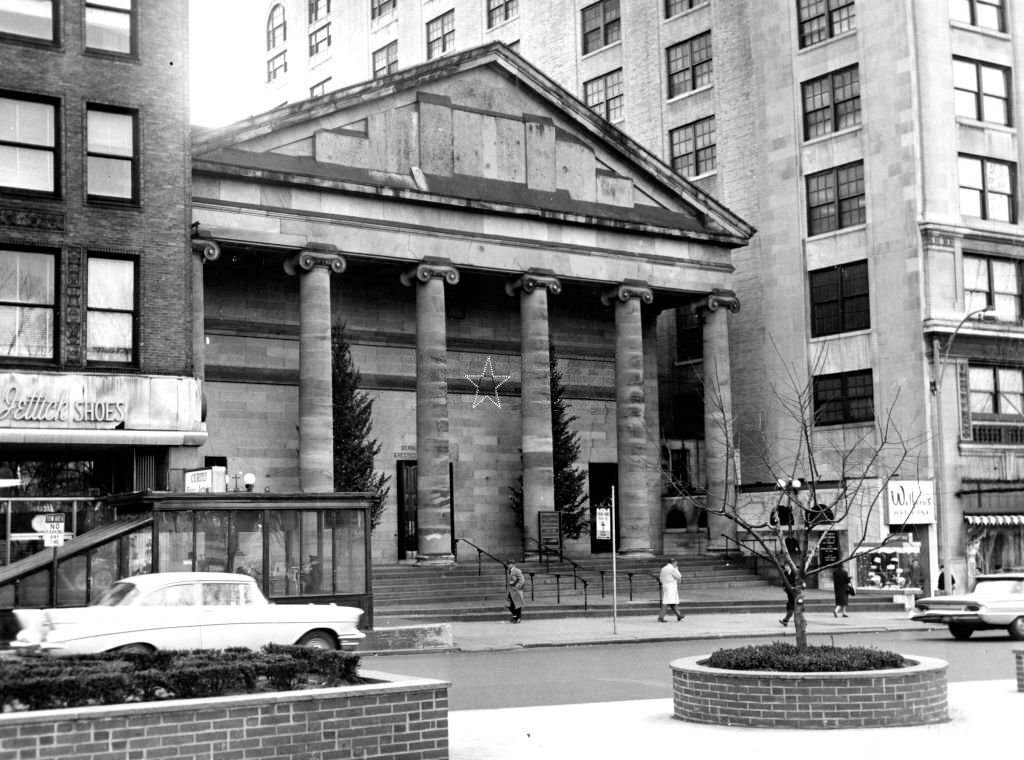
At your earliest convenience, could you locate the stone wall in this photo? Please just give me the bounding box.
[671,654,948,728]
[0,670,448,760]
[1016,650,1024,692]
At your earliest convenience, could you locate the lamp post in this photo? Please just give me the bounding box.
[929,306,997,594]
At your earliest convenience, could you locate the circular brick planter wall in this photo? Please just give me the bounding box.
[671,654,948,729]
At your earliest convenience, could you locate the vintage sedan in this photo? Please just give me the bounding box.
[11,572,365,654]
[911,572,1024,640]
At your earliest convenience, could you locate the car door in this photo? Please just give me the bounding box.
[136,582,203,649]
[200,581,278,650]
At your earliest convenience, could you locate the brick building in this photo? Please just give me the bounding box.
[250,0,1024,589]
[0,1,203,575]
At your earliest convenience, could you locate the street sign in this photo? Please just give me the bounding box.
[43,532,65,547]
[595,507,611,540]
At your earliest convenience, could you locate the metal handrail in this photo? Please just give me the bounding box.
[523,536,591,590]
[454,537,508,576]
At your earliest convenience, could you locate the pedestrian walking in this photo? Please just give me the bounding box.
[779,561,800,626]
[506,559,525,623]
[832,564,852,617]
[937,564,956,596]
[657,558,684,622]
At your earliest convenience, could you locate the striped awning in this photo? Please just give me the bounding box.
[964,514,1024,526]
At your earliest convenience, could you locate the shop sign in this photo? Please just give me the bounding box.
[886,480,936,525]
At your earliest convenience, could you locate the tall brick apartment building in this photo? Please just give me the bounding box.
[0,1,203,578]
[249,0,1024,589]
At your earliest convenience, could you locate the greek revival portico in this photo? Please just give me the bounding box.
[188,44,754,563]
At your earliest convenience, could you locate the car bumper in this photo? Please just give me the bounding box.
[911,612,983,625]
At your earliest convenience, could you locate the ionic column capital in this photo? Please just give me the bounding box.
[505,269,562,297]
[700,288,741,314]
[284,243,346,276]
[601,280,653,307]
[400,257,460,287]
[190,235,221,263]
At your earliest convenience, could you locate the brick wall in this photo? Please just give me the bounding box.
[671,654,948,728]
[0,671,449,760]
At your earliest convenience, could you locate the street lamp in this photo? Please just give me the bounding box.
[929,306,997,593]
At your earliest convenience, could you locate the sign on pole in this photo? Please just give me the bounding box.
[595,507,611,540]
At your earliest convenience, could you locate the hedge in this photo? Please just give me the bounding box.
[0,645,363,712]
[703,642,906,672]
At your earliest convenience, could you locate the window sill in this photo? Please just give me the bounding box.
[666,83,713,105]
[803,124,862,147]
[0,187,62,203]
[0,31,60,50]
[955,117,1015,133]
[796,28,858,54]
[486,15,519,34]
[664,2,710,23]
[805,223,867,243]
[84,48,138,63]
[581,39,622,61]
[949,20,1011,41]
[809,327,872,342]
[958,214,1018,228]
[87,197,140,209]
[683,170,717,182]
[813,420,875,431]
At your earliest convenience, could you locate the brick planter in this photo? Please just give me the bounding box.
[1015,650,1024,692]
[671,654,948,729]
[0,669,448,760]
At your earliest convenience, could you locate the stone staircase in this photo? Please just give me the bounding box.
[371,554,905,622]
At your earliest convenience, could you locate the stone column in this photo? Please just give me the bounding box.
[401,258,460,564]
[284,244,346,493]
[190,234,219,379]
[700,289,741,550]
[601,281,654,556]
[643,313,664,555]
[506,269,561,555]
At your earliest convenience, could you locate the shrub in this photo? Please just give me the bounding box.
[703,642,905,672]
[0,646,363,712]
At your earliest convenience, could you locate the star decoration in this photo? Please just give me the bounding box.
[466,357,511,409]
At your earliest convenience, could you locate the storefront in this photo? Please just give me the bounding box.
[961,481,1024,584]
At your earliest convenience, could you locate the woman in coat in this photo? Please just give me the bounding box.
[832,565,852,617]
[506,560,525,623]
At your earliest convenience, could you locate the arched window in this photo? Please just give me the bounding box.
[266,4,286,50]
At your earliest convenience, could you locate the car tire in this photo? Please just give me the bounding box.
[949,624,974,640]
[112,643,155,655]
[297,630,337,650]
[1008,617,1024,641]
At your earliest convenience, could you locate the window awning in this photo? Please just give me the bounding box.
[964,514,1024,526]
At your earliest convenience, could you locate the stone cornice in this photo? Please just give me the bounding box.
[600,280,654,306]
[283,243,346,275]
[700,288,741,314]
[505,269,562,297]
[400,258,460,286]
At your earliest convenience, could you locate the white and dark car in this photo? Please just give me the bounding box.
[11,572,365,654]
[911,572,1024,640]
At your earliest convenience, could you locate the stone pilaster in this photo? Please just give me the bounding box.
[700,289,741,550]
[507,270,562,555]
[401,258,460,564]
[284,244,346,493]
[601,280,654,556]
[643,313,663,554]
[190,234,220,382]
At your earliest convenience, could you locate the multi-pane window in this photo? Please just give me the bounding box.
[0,0,55,41]
[266,4,286,50]
[806,161,865,235]
[372,40,397,78]
[487,0,518,28]
[970,366,1023,417]
[309,77,331,97]
[802,65,860,139]
[581,0,620,55]
[267,51,287,82]
[0,94,57,194]
[87,106,135,202]
[584,69,624,122]
[308,23,330,56]
[964,254,1021,322]
[675,309,703,362]
[667,32,712,98]
[308,0,329,24]
[797,0,855,48]
[665,0,706,18]
[371,0,395,20]
[85,0,132,54]
[809,260,870,337]
[669,116,715,178]
[813,370,874,425]
[0,249,55,359]
[426,10,454,59]
[959,154,1016,222]
[953,58,1010,125]
[87,256,135,364]
[950,0,1005,32]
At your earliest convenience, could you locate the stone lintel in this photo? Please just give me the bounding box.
[505,269,562,297]
[601,280,654,306]
[284,243,346,276]
[400,257,460,287]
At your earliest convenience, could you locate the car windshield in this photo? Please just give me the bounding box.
[971,578,1024,597]
[91,581,140,606]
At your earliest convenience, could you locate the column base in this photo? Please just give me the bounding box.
[416,553,456,566]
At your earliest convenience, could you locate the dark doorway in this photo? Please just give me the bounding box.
[395,460,456,560]
[588,462,619,554]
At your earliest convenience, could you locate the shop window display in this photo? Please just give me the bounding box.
[856,534,922,589]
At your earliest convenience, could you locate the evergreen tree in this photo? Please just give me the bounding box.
[332,323,389,529]
[509,344,589,539]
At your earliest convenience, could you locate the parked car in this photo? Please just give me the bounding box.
[10,572,365,654]
[911,572,1024,640]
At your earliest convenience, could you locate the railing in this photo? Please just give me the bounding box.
[522,537,662,603]
[722,533,780,576]
[453,537,508,576]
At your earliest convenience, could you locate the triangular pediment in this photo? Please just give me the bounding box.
[193,44,754,244]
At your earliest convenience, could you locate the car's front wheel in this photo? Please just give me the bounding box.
[297,629,337,650]
[1008,617,1024,641]
[949,623,974,640]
